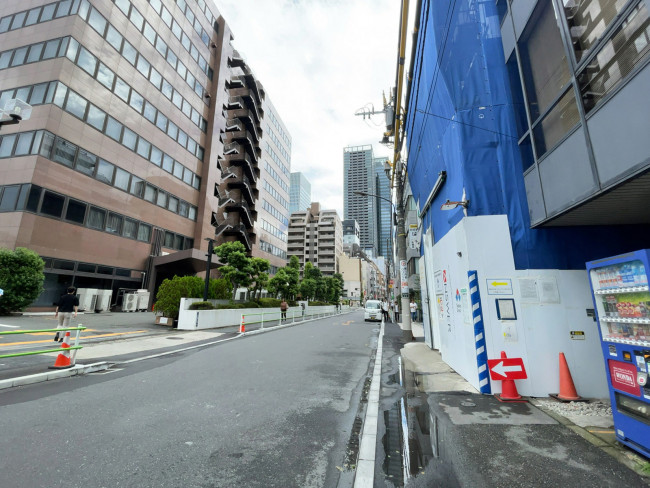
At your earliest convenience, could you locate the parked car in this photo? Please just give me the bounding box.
[364,300,382,321]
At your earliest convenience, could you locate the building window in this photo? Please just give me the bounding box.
[518,0,572,121]
[579,2,650,113]
[41,190,65,217]
[65,199,87,224]
[87,206,106,229]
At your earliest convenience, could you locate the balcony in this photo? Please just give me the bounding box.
[227,93,264,124]
[224,112,262,142]
[224,223,253,251]
[225,199,256,228]
[225,169,257,204]
[222,131,261,160]
[223,142,260,182]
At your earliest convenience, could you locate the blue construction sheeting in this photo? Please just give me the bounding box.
[405,0,650,270]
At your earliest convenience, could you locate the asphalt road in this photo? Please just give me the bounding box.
[0,312,377,488]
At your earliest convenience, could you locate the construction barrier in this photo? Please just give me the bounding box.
[0,326,85,368]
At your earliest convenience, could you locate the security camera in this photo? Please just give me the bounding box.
[3,99,32,122]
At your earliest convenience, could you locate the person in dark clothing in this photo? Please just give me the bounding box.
[54,287,79,342]
[280,299,288,320]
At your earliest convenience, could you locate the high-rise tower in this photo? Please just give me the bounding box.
[343,145,376,256]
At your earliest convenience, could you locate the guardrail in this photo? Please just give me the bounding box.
[0,326,85,361]
[240,308,343,332]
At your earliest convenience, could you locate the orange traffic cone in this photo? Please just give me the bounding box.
[239,317,246,333]
[49,332,73,369]
[495,352,523,402]
[550,353,586,402]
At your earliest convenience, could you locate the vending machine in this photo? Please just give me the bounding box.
[586,250,650,458]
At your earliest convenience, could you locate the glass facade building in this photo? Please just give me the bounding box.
[289,171,311,214]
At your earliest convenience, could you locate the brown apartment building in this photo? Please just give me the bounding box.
[0,0,287,309]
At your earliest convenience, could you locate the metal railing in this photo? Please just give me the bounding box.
[240,308,345,332]
[0,326,85,361]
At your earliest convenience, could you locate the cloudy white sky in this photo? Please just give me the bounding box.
[216,0,399,217]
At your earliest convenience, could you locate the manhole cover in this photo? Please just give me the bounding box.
[460,401,476,407]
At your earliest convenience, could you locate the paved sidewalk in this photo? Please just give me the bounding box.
[388,321,650,486]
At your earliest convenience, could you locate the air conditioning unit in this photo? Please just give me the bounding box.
[95,290,112,312]
[136,292,150,311]
[76,288,98,312]
[123,292,138,312]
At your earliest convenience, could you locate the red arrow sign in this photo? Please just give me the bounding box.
[487,357,527,380]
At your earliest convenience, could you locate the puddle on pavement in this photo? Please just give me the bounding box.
[382,362,434,486]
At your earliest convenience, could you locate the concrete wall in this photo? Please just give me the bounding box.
[423,215,608,398]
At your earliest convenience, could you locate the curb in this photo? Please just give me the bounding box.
[0,361,112,390]
[531,399,650,480]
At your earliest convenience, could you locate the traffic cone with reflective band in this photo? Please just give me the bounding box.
[49,332,73,369]
[496,351,523,402]
[239,316,245,333]
[550,352,586,402]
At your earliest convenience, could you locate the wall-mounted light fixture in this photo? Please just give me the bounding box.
[441,199,470,211]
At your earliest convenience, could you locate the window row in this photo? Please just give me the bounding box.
[131,0,212,79]
[42,257,135,278]
[169,0,211,48]
[0,130,198,221]
[262,199,289,228]
[78,0,208,105]
[0,36,207,138]
[0,0,77,34]
[266,125,291,165]
[261,219,287,242]
[259,239,287,260]
[264,162,289,193]
[263,181,289,211]
[267,109,291,149]
[0,81,201,190]
[265,142,290,177]
[0,36,68,71]
[64,37,205,151]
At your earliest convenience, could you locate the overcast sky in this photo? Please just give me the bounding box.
[216,0,399,217]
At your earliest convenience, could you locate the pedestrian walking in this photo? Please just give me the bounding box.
[280,299,288,320]
[393,301,400,322]
[410,299,417,322]
[381,299,390,322]
[54,286,79,342]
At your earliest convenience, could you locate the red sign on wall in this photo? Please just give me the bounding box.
[608,360,640,396]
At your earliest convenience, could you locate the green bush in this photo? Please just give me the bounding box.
[257,298,282,308]
[0,247,45,315]
[188,301,215,310]
[154,276,230,319]
[309,300,329,306]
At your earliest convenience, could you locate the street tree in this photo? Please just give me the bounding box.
[0,247,45,315]
[268,268,291,299]
[214,241,252,298]
[248,257,270,299]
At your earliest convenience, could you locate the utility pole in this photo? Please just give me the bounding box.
[395,159,412,340]
[203,238,215,301]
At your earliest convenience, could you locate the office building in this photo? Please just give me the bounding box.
[289,171,311,214]
[287,202,342,276]
[373,157,391,259]
[253,96,291,275]
[343,145,381,256]
[0,0,268,308]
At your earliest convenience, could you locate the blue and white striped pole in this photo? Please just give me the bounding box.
[468,270,491,394]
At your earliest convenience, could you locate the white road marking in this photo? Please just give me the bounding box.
[0,324,19,328]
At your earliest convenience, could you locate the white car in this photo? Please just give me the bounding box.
[364,300,382,321]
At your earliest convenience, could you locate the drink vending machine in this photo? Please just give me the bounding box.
[587,250,650,458]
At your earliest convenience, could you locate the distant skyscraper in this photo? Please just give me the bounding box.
[289,172,311,214]
[373,157,391,258]
[343,145,376,256]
